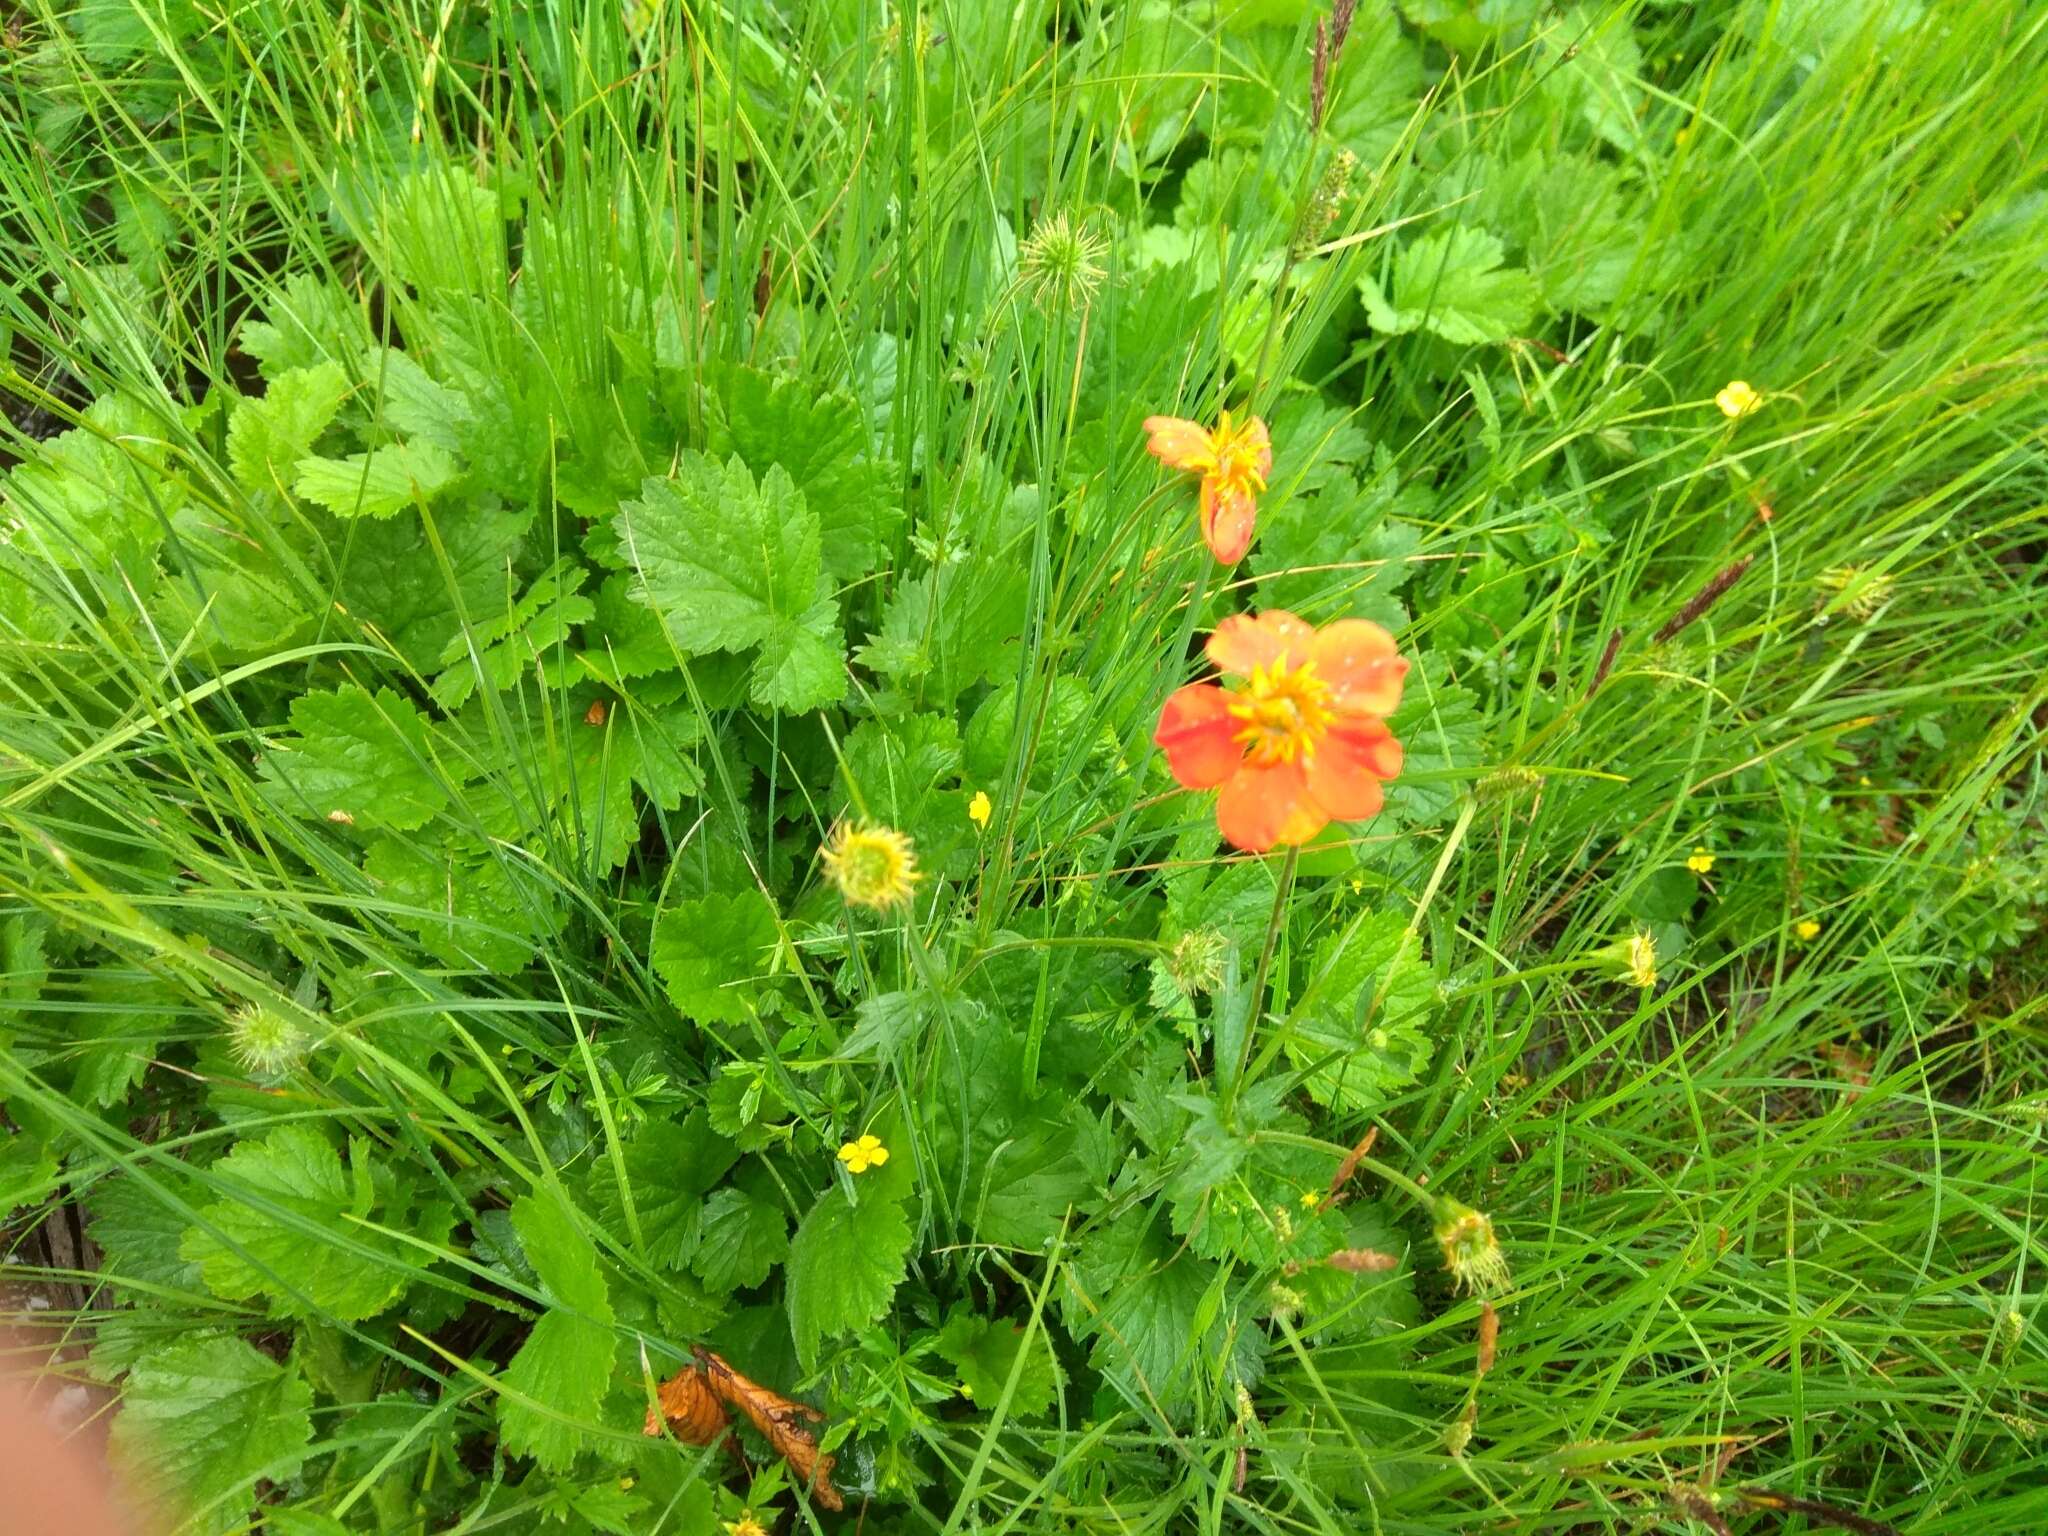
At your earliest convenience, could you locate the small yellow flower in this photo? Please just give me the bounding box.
[1299,1190,1323,1210]
[1686,845,1716,875]
[968,790,992,830]
[724,1513,769,1536]
[837,1133,890,1174]
[957,1380,975,1399]
[1716,380,1762,419]
[1794,918,1822,942]
[821,821,920,909]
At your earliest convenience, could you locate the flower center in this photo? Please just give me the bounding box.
[1212,415,1268,493]
[1227,656,1333,766]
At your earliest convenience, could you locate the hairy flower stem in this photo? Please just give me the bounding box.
[1344,1153,1435,1210]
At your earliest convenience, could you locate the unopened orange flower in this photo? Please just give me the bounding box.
[1153,610,1407,853]
[1142,410,1272,564]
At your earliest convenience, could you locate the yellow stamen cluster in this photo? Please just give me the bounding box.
[1210,411,1270,498]
[821,822,920,910]
[1227,657,1333,767]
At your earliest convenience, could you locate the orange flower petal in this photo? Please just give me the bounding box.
[1305,720,1395,821]
[1216,757,1315,853]
[1311,620,1408,716]
[1206,610,1316,678]
[1154,683,1242,789]
[1275,794,1330,848]
[1143,416,1218,473]
[1200,477,1258,564]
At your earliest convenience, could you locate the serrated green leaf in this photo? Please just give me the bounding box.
[973,1121,1093,1251]
[431,558,595,707]
[68,968,174,1109]
[238,274,368,377]
[1251,444,1424,625]
[840,713,967,871]
[1362,226,1539,345]
[857,557,1029,705]
[367,164,506,295]
[1397,0,1544,52]
[580,570,678,682]
[1,395,176,570]
[365,835,559,972]
[155,501,311,658]
[225,362,349,494]
[437,685,702,869]
[257,683,446,831]
[935,1308,1061,1419]
[615,455,846,712]
[1065,1217,1242,1413]
[1534,6,1647,153]
[110,1334,315,1536]
[294,439,460,518]
[595,1111,737,1271]
[692,1184,790,1293]
[371,346,471,451]
[179,1125,439,1321]
[1381,675,1484,824]
[706,362,902,579]
[787,1183,913,1368]
[335,500,530,672]
[651,890,780,1024]
[1285,912,1437,1114]
[89,1173,207,1293]
[499,1190,615,1472]
[1287,1198,1423,1341]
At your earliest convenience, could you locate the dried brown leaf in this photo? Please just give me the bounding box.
[643,1362,729,1445]
[1327,1126,1379,1199]
[695,1347,843,1511]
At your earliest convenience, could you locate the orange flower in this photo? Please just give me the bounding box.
[1154,610,1407,853]
[1142,410,1272,564]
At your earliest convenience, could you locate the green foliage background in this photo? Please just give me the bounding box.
[1,1,2044,1532]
